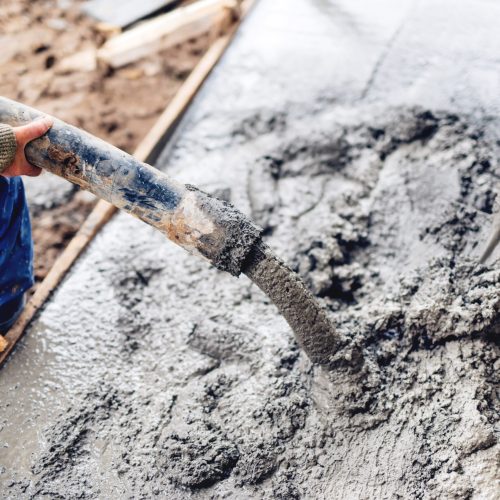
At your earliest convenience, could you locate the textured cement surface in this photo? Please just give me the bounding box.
[1,0,499,498]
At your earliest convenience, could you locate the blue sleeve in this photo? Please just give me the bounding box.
[0,177,34,307]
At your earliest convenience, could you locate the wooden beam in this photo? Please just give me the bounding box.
[98,0,238,69]
[0,0,257,367]
[82,0,180,29]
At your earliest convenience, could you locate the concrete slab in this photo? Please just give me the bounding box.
[23,174,74,214]
[1,0,499,498]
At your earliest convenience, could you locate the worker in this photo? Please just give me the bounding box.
[0,117,53,333]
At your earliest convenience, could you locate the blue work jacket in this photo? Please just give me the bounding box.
[0,177,33,312]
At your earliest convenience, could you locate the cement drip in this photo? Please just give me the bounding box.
[243,241,343,364]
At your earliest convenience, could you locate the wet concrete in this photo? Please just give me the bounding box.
[243,240,342,364]
[1,0,499,498]
[22,174,74,214]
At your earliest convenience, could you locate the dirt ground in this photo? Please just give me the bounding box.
[0,0,208,288]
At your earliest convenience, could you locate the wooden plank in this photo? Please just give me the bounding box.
[0,0,257,367]
[98,0,238,69]
[82,0,179,29]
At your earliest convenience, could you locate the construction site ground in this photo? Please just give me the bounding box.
[0,0,208,290]
[1,0,499,498]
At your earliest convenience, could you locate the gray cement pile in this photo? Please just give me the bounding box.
[1,0,499,498]
[3,103,499,499]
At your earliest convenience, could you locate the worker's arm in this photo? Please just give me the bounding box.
[0,117,53,177]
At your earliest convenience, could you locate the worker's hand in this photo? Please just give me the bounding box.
[1,117,53,177]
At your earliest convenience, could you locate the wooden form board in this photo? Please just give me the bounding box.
[82,0,180,28]
[0,0,257,368]
[98,0,238,68]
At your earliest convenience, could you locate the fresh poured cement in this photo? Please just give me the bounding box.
[243,241,342,365]
[1,0,499,498]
